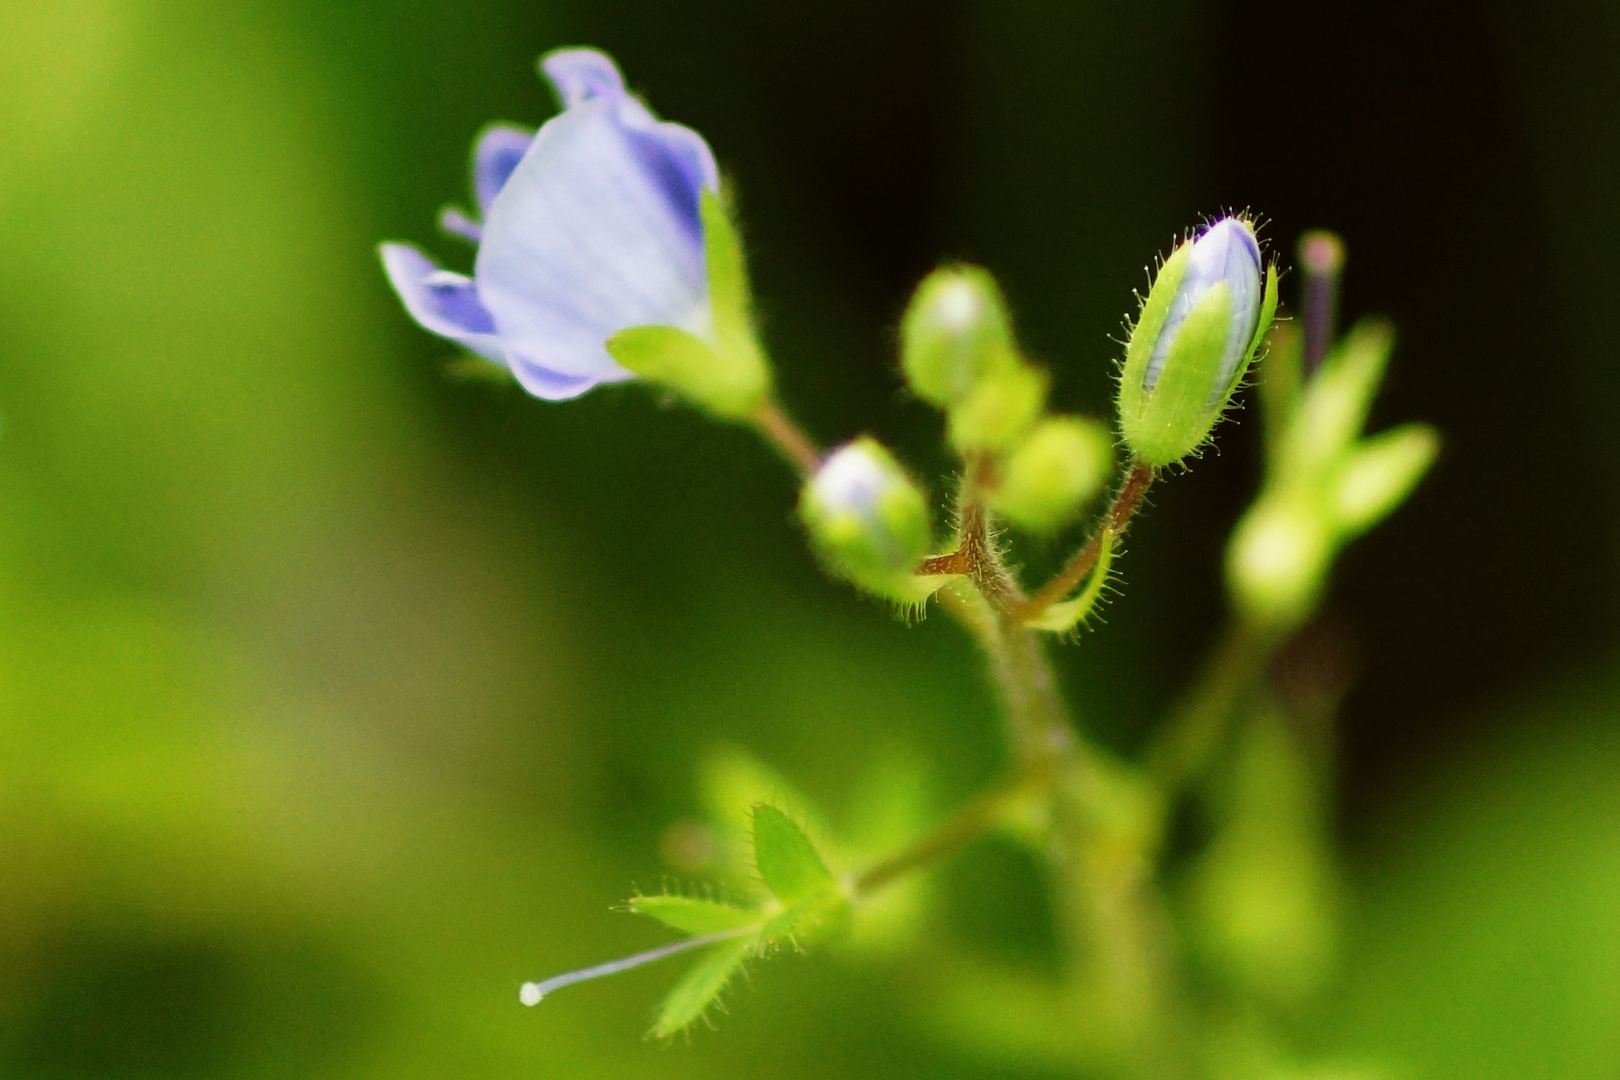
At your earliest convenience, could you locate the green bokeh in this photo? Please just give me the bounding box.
[2,0,1618,1076]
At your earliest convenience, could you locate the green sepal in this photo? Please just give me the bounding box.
[1025,527,1116,633]
[752,804,836,903]
[1118,239,1194,417]
[1242,263,1281,378]
[606,324,767,420]
[700,189,769,396]
[1210,260,1279,412]
[1120,282,1233,466]
[627,894,764,936]
[1284,318,1394,481]
[1330,422,1438,536]
[649,935,759,1038]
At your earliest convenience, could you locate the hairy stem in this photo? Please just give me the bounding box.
[1014,461,1155,624]
[929,463,1178,1071]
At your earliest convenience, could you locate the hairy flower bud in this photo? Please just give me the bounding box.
[1118,217,1278,466]
[800,439,936,602]
[987,417,1112,532]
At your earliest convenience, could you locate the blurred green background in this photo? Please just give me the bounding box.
[3,0,1620,1076]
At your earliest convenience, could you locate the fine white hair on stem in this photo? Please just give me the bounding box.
[519,926,756,1006]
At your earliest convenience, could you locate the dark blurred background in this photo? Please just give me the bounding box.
[2,0,1619,1076]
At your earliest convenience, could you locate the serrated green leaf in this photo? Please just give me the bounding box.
[628,894,764,936]
[1025,527,1115,633]
[752,804,835,903]
[650,935,757,1038]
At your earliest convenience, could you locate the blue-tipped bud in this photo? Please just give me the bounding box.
[800,439,940,602]
[1118,217,1278,466]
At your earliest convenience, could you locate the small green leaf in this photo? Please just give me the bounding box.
[1331,422,1439,536]
[1025,527,1115,633]
[752,804,835,903]
[650,935,757,1038]
[627,895,763,936]
[1285,318,1394,480]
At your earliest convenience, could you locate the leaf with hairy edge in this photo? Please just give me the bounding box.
[1026,528,1116,633]
[627,895,763,936]
[752,804,835,903]
[650,935,758,1038]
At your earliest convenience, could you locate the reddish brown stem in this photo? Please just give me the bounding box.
[752,401,822,475]
[1012,460,1155,623]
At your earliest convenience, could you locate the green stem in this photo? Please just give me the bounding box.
[849,763,1049,898]
[939,469,1180,1072]
[1145,619,1278,798]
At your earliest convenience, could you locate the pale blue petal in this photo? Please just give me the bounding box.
[541,48,627,108]
[438,206,482,243]
[506,353,629,401]
[473,124,535,215]
[474,72,716,380]
[379,243,505,364]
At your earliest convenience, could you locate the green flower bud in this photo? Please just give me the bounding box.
[987,417,1112,532]
[900,266,1016,406]
[1225,495,1332,630]
[946,359,1048,454]
[801,438,938,602]
[1118,217,1279,466]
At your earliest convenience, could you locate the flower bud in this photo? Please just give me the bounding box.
[900,266,1016,407]
[1225,496,1331,630]
[987,417,1112,532]
[800,438,936,602]
[946,359,1047,455]
[1118,217,1278,466]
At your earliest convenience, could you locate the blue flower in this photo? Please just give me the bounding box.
[380,48,719,400]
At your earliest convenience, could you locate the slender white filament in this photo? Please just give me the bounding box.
[520,926,755,1006]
